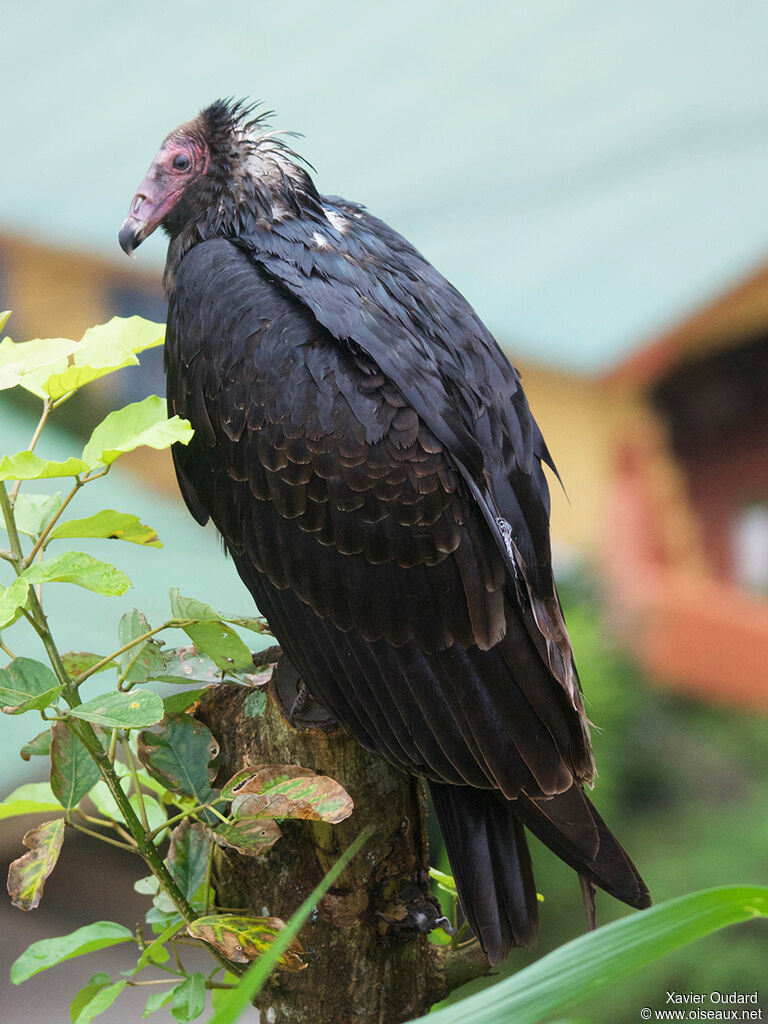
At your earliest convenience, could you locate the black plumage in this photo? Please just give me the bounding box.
[119,99,650,964]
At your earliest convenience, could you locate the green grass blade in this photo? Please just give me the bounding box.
[204,826,373,1024]
[417,885,768,1024]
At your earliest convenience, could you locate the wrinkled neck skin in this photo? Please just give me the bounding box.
[163,139,321,293]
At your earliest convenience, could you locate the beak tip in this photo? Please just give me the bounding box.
[119,216,143,257]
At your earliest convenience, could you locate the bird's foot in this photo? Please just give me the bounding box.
[376,883,445,941]
[270,655,337,730]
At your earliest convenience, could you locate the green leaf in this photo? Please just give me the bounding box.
[205,828,372,1024]
[49,509,162,547]
[0,657,63,714]
[429,867,457,896]
[154,647,227,686]
[87,780,122,820]
[0,452,89,481]
[162,688,207,714]
[0,334,79,395]
[117,609,165,685]
[416,886,768,1024]
[6,492,62,537]
[168,590,253,673]
[137,714,219,804]
[0,576,30,630]
[221,615,268,634]
[228,765,354,824]
[134,873,160,896]
[20,728,53,760]
[7,818,65,910]
[0,310,11,334]
[171,972,206,1022]
[166,820,213,901]
[209,975,242,1014]
[22,550,132,595]
[168,590,221,622]
[130,792,167,839]
[135,919,179,971]
[69,975,112,1024]
[79,316,166,356]
[182,622,254,673]
[82,395,193,468]
[14,317,165,402]
[39,316,164,401]
[10,920,134,983]
[50,720,101,811]
[68,689,164,729]
[71,979,127,1023]
[169,592,266,634]
[61,651,115,677]
[143,986,178,1018]
[243,689,267,719]
[213,817,282,856]
[145,906,184,936]
[131,766,173,800]
[0,781,61,819]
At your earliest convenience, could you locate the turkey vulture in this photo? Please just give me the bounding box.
[119,99,650,964]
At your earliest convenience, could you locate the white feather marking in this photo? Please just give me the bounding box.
[312,231,328,248]
[326,208,347,234]
[495,516,518,577]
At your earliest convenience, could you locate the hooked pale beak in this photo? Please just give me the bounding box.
[119,166,178,256]
[119,193,151,256]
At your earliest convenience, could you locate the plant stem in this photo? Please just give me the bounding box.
[66,716,199,919]
[126,979,182,987]
[108,728,118,762]
[203,836,215,914]
[145,799,228,842]
[26,398,52,453]
[122,739,150,831]
[74,620,192,685]
[0,483,24,566]
[67,820,138,853]
[1,482,201,924]
[2,475,245,979]
[23,476,83,567]
[7,399,52,502]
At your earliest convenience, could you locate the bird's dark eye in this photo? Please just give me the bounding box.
[173,153,191,171]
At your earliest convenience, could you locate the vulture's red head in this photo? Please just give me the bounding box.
[119,99,317,256]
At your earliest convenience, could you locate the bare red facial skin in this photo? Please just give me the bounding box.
[119,138,208,254]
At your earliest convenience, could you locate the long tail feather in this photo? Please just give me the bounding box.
[429,781,539,964]
[515,786,651,910]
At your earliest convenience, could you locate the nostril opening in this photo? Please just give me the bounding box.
[133,195,145,215]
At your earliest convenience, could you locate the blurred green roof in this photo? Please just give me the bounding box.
[3,1,768,371]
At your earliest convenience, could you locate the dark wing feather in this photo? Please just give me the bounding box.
[165,238,592,795]
[165,227,649,963]
[232,202,580,705]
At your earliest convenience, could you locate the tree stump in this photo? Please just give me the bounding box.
[195,651,490,1024]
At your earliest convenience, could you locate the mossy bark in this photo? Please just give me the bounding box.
[195,651,490,1024]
